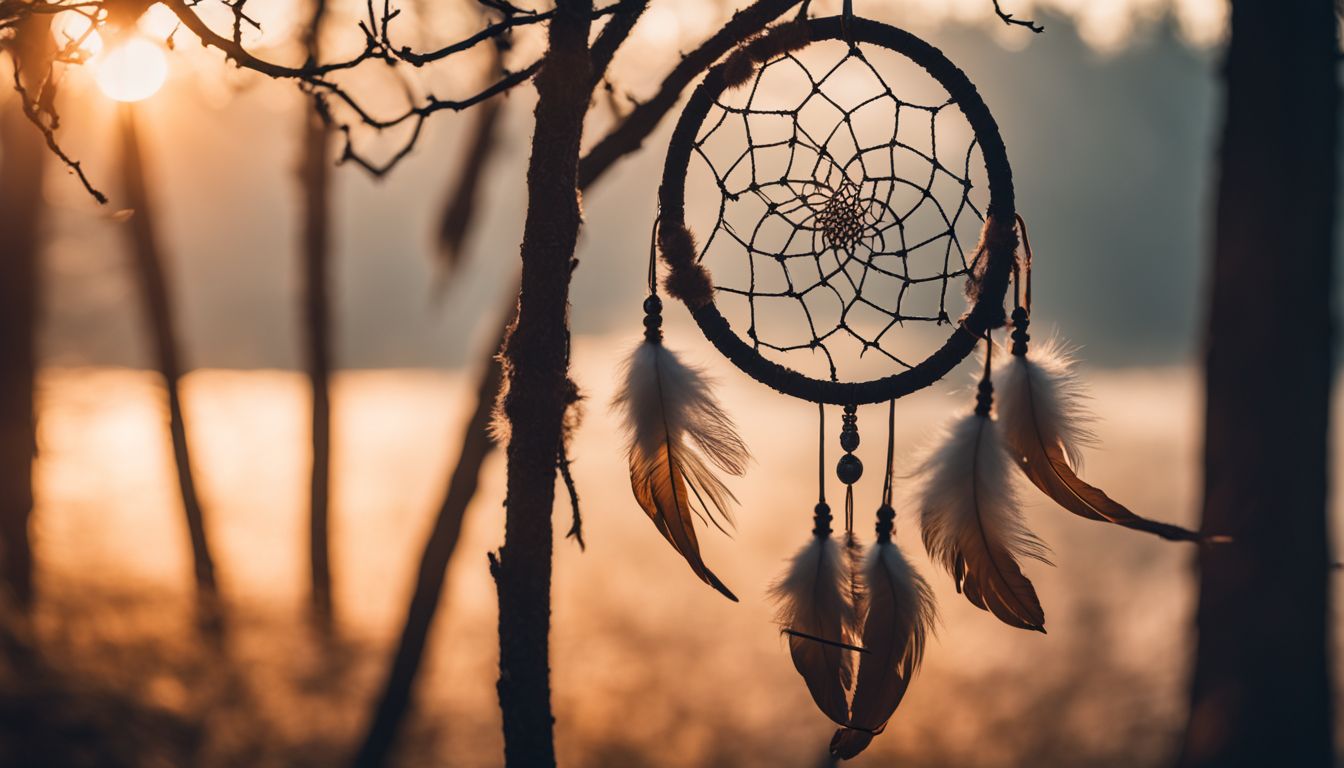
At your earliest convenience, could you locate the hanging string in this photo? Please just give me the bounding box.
[646,212,661,297]
[818,403,827,506]
[975,332,995,417]
[1015,213,1033,314]
[1010,215,1032,357]
[881,399,895,507]
[812,403,832,539]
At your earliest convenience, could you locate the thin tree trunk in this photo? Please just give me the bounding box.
[349,3,800,763]
[119,105,220,616]
[300,0,335,630]
[0,19,51,611]
[493,2,594,764]
[1179,2,1337,766]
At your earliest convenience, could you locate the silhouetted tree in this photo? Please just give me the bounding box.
[1180,2,1337,766]
[118,105,221,622]
[0,18,51,611]
[300,0,336,632]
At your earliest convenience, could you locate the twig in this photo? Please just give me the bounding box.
[992,0,1043,33]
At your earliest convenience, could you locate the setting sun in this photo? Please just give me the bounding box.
[94,37,167,102]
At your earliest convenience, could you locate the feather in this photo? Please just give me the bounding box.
[995,340,1208,542]
[916,412,1050,632]
[613,340,748,601]
[769,535,860,725]
[830,541,936,760]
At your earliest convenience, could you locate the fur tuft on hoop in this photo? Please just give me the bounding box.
[659,223,714,308]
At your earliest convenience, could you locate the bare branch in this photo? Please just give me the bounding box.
[9,55,106,203]
[992,0,1043,33]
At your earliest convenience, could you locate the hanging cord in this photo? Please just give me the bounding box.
[646,212,661,297]
[975,332,995,417]
[875,398,896,543]
[1010,214,1032,357]
[841,0,855,44]
[837,404,862,536]
[643,215,665,345]
[812,403,832,539]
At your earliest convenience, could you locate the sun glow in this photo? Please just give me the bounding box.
[94,37,168,103]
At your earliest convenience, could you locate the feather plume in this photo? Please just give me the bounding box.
[769,535,860,725]
[917,413,1050,632]
[995,340,1208,542]
[613,340,748,601]
[830,541,936,760]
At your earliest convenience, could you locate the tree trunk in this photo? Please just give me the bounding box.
[300,0,335,630]
[1180,2,1337,766]
[0,19,51,611]
[119,105,221,615]
[493,2,594,764]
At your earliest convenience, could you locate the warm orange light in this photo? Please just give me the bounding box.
[94,38,168,103]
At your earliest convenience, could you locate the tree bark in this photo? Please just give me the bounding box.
[300,0,335,631]
[0,19,51,611]
[493,2,594,764]
[1180,2,1337,766]
[119,105,221,615]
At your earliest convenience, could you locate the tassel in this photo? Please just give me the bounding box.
[769,510,860,726]
[995,336,1208,542]
[916,394,1050,632]
[613,296,748,601]
[830,507,936,760]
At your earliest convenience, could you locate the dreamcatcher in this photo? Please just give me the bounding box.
[612,11,1210,760]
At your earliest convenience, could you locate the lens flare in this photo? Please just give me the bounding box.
[94,38,168,103]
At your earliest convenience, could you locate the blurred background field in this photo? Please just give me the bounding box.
[11,333,1304,767]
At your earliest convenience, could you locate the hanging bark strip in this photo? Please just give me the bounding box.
[492,2,596,764]
[0,17,52,611]
[119,105,221,621]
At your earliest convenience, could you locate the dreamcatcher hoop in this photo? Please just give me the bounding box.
[615,12,1213,760]
[657,15,1018,406]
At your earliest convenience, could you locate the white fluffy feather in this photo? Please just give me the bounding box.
[916,412,1050,632]
[995,339,1206,542]
[995,339,1094,469]
[612,341,749,600]
[770,535,860,726]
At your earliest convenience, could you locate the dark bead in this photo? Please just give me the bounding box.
[812,502,833,537]
[875,504,896,541]
[642,313,662,329]
[974,379,994,417]
[839,430,860,452]
[643,295,663,315]
[836,454,863,485]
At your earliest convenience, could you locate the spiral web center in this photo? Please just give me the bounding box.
[689,43,989,383]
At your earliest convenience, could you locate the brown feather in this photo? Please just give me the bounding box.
[631,444,737,601]
[829,543,935,759]
[996,345,1211,542]
[918,414,1049,633]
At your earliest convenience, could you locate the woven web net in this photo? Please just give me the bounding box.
[685,40,991,384]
